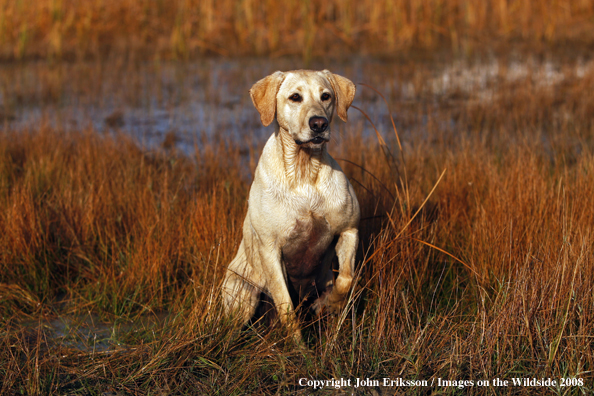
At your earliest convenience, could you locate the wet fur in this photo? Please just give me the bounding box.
[221,70,359,342]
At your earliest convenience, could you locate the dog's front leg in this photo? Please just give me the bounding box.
[259,247,303,343]
[328,228,358,312]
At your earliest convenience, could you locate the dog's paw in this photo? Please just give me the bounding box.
[325,293,348,314]
[311,289,332,316]
[311,288,348,316]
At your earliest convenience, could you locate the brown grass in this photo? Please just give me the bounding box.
[1,0,594,61]
[1,62,594,393]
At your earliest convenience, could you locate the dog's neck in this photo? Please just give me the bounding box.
[276,127,325,186]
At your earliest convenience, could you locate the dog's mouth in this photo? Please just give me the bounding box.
[295,136,328,146]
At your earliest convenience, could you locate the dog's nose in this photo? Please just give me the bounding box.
[309,116,328,133]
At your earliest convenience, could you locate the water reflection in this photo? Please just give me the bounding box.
[1,56,592,154]
[20,312,168,354]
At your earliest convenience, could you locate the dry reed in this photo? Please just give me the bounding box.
[1,0,593,61]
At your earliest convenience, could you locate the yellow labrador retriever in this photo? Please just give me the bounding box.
[221,70,359,341]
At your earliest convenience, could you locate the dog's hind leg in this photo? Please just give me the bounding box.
[221,242,261,325]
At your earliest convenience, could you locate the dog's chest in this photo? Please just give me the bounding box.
[281,211,335,280]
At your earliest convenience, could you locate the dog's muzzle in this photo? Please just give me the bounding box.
[309,116,328,133]
[296,136,327,145]
[295,116,330,146]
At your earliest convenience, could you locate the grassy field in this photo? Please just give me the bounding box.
[1,0,594,60]
[1,57,593,394]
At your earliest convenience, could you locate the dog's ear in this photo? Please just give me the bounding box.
[249,71,286,127]
[323,70,356,122]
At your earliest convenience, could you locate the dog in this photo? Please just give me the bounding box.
[221,70,359,342]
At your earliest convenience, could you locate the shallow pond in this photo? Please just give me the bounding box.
[18,312,169,354]
[2,55,592,155]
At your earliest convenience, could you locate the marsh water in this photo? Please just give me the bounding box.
[3,53,593,351]
[2,54,592,154]
[19,312,169,354]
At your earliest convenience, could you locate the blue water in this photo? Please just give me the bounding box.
[1,56,590,154]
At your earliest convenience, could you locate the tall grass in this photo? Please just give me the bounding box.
[1,61,594,393]
[0,0,593,60]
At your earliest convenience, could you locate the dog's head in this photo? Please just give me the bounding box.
[250,70,356,150]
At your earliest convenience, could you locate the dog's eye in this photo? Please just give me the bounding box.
[289,93,302,102]
[321,92,331,101]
